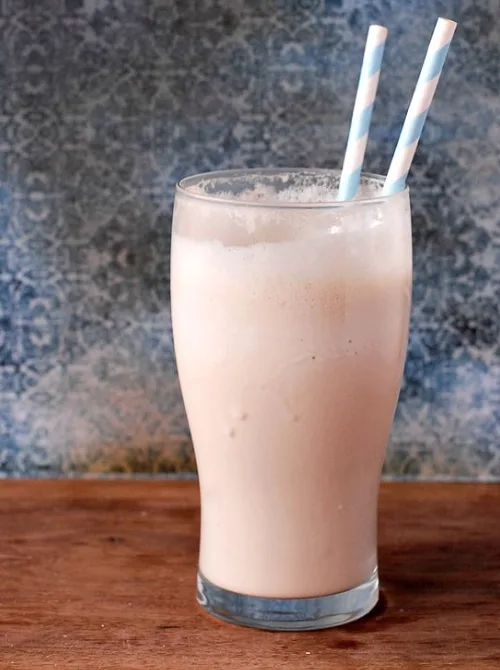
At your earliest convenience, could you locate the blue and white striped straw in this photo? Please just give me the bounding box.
[338,24,388,201]
[382,18,457,196]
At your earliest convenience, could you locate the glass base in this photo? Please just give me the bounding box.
[196,567,379,631]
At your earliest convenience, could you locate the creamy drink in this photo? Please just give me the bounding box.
[171,169,412,630]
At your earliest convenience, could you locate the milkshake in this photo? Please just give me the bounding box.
[171,169,412,629]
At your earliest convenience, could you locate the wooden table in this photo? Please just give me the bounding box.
[0,481,499,669]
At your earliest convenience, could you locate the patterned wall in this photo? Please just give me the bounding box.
[0,0,498,478]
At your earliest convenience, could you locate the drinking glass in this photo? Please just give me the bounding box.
[171,168,412,630]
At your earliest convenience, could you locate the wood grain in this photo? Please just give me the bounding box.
[0,480,499,669]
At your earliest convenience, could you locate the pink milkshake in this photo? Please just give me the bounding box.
[171,169,412,630]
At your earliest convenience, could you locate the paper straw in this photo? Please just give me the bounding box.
[382,17,457,196]
[337,24,388,201]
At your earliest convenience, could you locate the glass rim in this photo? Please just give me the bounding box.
[176,167,409,210]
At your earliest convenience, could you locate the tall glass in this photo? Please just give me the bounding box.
[171,169,412,630]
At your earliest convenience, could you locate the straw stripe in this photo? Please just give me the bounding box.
[354,105,376,141]
[421,43,453,80]
[384,174,407,196]
[382,18,457,196]
[399,110,428,147]
[338,24,388,201]
[365,41,387,77]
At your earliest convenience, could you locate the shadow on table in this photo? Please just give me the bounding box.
[314,536,500,665]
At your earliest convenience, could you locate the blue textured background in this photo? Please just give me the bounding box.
[0,0,498,478]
